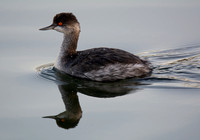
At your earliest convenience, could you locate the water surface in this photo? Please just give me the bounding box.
[1,0,200,140]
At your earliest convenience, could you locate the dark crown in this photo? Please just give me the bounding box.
[53,13,79,25]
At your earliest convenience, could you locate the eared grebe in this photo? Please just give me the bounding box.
[39,13,152,81]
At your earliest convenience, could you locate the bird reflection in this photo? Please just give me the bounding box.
[41,66,148,129]
[43,84,82,129]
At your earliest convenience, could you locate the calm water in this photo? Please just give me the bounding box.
[1,1,200,140]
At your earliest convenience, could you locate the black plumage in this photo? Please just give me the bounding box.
[65,48,146,73]
[53,13,79,26]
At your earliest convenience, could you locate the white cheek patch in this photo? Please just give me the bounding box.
[54,23,80,34]
[54,26,65,33]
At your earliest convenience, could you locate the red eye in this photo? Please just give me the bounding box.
[58,22,63,26]
[61,119,65,122]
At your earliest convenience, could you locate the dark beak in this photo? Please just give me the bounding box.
[43,115,57,119]
[39,24,57,31]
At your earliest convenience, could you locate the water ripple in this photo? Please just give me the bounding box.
[37,45,200,89]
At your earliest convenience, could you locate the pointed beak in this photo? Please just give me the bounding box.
[39,24,57,31]
[43,115,57,119]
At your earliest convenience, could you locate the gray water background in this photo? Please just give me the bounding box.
[1,0,200,140]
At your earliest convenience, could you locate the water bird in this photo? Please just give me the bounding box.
[39,12,152,81]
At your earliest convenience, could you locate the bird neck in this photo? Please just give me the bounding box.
[55,25,80,69]
[61,29,80,56]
